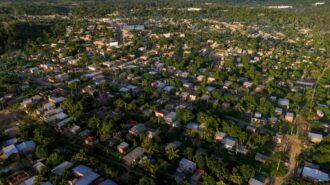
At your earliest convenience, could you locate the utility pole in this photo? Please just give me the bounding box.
[276,158,281,171]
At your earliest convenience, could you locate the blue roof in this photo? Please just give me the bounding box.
[98,179,118,185]
[51,161,74,176]
[16,140,36,152]
[180,158,196,169]
[72,165,93,176]
[76,172,100,185]
[2,144,18,157]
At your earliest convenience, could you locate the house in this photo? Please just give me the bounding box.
[129,123,146,136]
[117,142,129,154]
[0,144,18,160]
[72,165,93,177]
[296,80,315,88]
[7,171,30,185]
[33,161,46,173]
[221,137,237,150]
[189,94,197,101]
[122,147,144,165]
[16,140,36,153]
[236,145,249,155]
[154,110,166,118]
[196,75,204,82]
[249,178,264,185]
[190,169,204,184]
[146,129,156,139]
[0,140,36,160]
[70,124,81,135]
[51,161,74,176]
[84,136,99,146]
[21,176,52,185]
[4,126,20,137]
[2,137,18,147]
[186,122,199,130]
[215,132,227,142]
[255,153,268,163]
[278,98,290,108]
[302,166,329,182]
[316,110,324,118]
[75,172,100,185]
[165,141,182,150]
[308,132,323,143]
[246,126,257,133]
[285,112,294,123]
[163,85,175,93]
[165,112,176,124]
[179,158,196,173]
[275,107,283,115]
[98,179,118,185]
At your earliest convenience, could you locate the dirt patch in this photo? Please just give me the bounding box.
[0,110,25,129]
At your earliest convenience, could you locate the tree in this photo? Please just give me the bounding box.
[138,176,156,185]
[238,165,255,182]
[87,116,101,130]
[72,148,88,163]
[229,173,243,185]
[104,165,119,178]
[203,174,216,185]
[99,122,112,142]
[166,147,179,160]
[47,152,63,167]
[142,138,157,154]
[18,124,32,141]
[176,108,195,123]
[312,144,330,164]
[35,145,48,159]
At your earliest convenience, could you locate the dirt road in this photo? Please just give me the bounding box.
[273,135,302,185]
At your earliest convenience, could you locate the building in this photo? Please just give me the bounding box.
[285,112,294,123]
[7,171,30,185]
[179,158,196,173]
[255,153,268,163]
[302,167,329,182]
[51,161,74,176]
[129,124,146,136]
[117,142,129,154]
[165,112,176,124]
[249,178,264,185]
[308,132,323,143]
[75,172,100,185]
[215,132,227,142]
[221,137,237,150]
[72,165,93,177]
[122,147,144,165]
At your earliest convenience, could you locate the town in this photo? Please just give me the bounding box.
[0,0,330,185]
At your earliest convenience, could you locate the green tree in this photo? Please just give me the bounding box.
[176,108,195,123]
[138,176,156,185]
[166,147,179,160]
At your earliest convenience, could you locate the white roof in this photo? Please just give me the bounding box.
[303,167,329,182]
[308,132,323,140]
[2,144,18,157]
[249,178,263,185]
[23,176,36,185]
